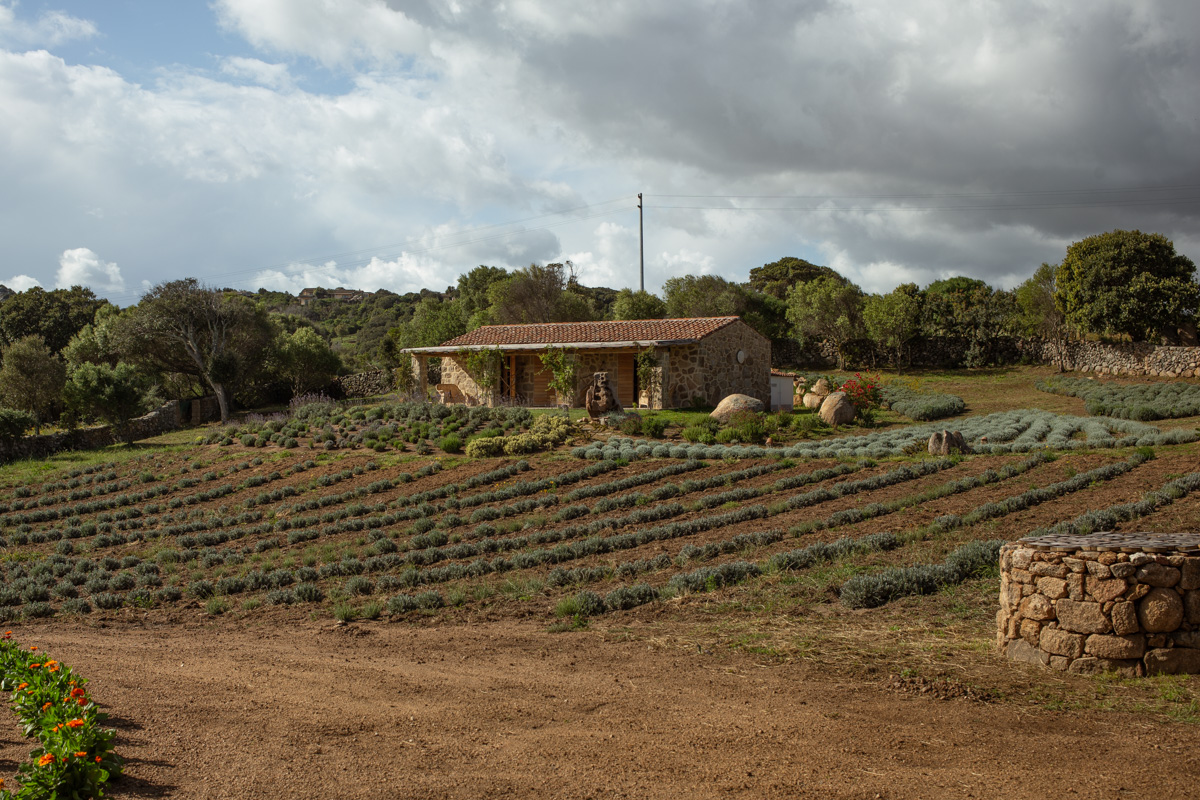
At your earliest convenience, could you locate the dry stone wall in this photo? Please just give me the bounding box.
[998,535,1200,677]
[0,401,184,464]
[332,370,394,398]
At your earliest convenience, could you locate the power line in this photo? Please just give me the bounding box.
[646,182,1200,200]
[647,196,1200,212]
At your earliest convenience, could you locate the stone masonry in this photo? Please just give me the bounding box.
[998,533,1200,677]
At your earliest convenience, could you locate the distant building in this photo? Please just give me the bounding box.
[403,316,770,409]
[297,287,371,306]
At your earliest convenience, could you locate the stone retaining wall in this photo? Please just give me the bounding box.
[0,401,185,464]
[998,535,1200,677]
[798,336,1200,377]
[332,370,394,398]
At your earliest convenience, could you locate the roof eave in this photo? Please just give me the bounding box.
[402,339,698,355]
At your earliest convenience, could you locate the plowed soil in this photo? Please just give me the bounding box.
[13,615,1200,800]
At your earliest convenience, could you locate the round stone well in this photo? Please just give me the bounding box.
[998,532,1200,677]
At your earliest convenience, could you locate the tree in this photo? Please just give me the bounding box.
[920,277,1018,366]
[0,335,66,433]
[611,289,666,320]
[0,285,108,354]
[457,265,509,328]
[62,304,123,370]
[786,276,864,369]
[63,362,154,443]
[114,279,275,421]
[863,284,921,368]
[748,257,846,300]
[1056,229,1199,342]
[662,274,744,318]
[278,327,343,397]
[486,262,595,324]
[1015,263,1071,370]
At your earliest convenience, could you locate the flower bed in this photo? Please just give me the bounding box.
[0,633,122,798]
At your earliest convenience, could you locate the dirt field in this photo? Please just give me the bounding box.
[5,368,1200,797]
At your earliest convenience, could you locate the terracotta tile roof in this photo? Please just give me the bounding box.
[440,317,743,347]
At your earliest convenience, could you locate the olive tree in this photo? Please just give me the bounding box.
[0,335,66,433]
[1056,229,1198,342]
[786,276,864,369]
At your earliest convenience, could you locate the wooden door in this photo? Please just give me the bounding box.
[617,353,635,408]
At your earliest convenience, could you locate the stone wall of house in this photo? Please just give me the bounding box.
[439,356,490,405]
[998,540,1200,677]
[332,370,394,398]
[0,401,185,464]
[663,321,770,407]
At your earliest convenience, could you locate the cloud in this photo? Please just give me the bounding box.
[0,4,97,48]
[2,274,41,291]
[56,248,124,292]
[4,0,1200,306]
[219,57,293,90]
[213,0,429,68]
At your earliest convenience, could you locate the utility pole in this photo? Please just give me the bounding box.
[638,192,644,292]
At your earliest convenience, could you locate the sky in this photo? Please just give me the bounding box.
[2,0,1199,306]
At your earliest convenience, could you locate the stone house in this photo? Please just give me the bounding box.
[403,317,770,409]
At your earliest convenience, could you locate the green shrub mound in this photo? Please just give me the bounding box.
[839,539,1005,609]
[880,386,965,421]
[1038,376,1200,420]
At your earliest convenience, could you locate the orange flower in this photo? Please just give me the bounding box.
[17,683,27,690]
[74,752,87,758]
[77,698,88,706]
[43,660,57,669]
[70,688,86,698]
[30,663,40,668]
[41,702,52,711]
[65,719,84,729]
[29,646,37,651]
[36,754,54,767]
[95,756,101,763]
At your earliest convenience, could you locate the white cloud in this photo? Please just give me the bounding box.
[3,274,40,291]
[56,248,124,292]
[213,0,429,67]
[219,56,293,90]
[0,4,97,48]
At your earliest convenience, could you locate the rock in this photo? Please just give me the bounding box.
[812,378,833,397]
[1039,628,1085,659]
[1055,600,1111,634]
[1138,587,1184,632]
[1036,577,1068,600]
[1030,562,1069,578]
[801,392,823,410]
[1085,577,1128,604]
[1111,601,1140,635]
[584,372,623,419]
[1063,557,1086,574]
[1069,657,1141,678]
[1172,630,1200,649]
[1011,549,1033,570]
[1084,561,1111,578]
[1085,634,1145,660]
[818,392,856,427]
[1110,562,1138,579]
[709,393,764,424]
[1020,619,1042,645]
[1186,591,1200,625]
[1005,638,1049,667]
[1019,594,1055,621]
[1136,563,1181,588]
[927,430,972,456]
[1144,648,1200,676]
[1181,558,1200,590]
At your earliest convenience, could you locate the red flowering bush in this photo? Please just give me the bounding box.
[838,374,883,420]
